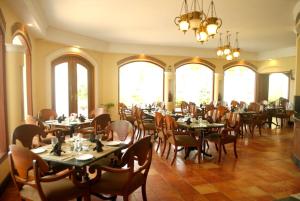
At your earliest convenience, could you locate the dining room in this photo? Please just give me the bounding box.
[1,0,300,201]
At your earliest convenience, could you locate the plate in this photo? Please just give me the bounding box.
[31,147,46,154]
[104,141,121,146]
[75,154,94,161]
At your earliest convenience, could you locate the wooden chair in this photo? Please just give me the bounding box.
[9,145,89,201]
[165,115,201,165]
[275,98,293,127]
[93,120,135,168]
[38,109,69,137]
[188,102,198,117]
[135,108,155,140]
[12,124,48,148]
[230,100,239,111]
[110,120,135,146]
[90,136,153,201]
[38,109,57,122]
[77,114,111,138]
[206,128,239,163]
[180,101,189,115]
[154,112,167,157]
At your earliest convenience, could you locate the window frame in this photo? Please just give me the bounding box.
[51,54,95,116]
[174,58,216,104]
[11,22,33,117]
[0,9,8,160]
[117,55,166,105]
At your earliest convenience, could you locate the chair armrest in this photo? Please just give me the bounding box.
[40,169,73,182]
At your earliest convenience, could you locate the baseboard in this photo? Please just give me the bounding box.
[0,174,10,197]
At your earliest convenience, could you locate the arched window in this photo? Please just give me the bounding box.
[176,62,214,104]
[52,55,94,117]
[0,9,7,157]
[224,65,256,104]
[118,56,165,106]
[268,73,289,102]
[12,23,32,118]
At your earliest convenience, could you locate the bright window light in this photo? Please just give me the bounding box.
[119,62,164,106]
[268,73,289,102]
[54,62,69,116]
[77,64,88,117]
[176,64,214,104]
[224,66,255,104]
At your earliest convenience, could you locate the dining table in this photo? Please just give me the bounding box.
[31,138,127,182]
[176,118,225,158]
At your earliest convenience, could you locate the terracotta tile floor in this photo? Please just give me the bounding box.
[2,127,300,201]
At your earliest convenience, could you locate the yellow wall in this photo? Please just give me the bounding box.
[0,0,30,184]
[0,0,297,186]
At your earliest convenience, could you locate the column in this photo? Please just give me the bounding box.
[5,44,25,141]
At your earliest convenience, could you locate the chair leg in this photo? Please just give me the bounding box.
[171,146,177,165]
[222,145,227,154]
[218,142,222,163]
[156,138,161,152]
[166,143,171,159]
[234,141,238,158]
[215,143,218,151]
[197,146,201,164]
[161,139,167,157]
[142,184,148,201]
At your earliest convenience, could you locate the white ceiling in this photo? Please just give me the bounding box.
[6,0,300,57]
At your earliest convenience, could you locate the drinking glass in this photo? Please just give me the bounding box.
[51,137,58,147]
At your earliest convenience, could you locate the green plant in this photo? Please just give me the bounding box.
[104,103,115,110]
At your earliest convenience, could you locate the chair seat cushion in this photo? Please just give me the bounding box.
[171,135,198,147]
[90,171,145,195]
[20,178,84,201]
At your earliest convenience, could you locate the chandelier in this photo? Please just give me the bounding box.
[217,31,241,60]
[174,0,222,43]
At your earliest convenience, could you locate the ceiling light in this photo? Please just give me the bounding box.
[174,0,190,33]
[27,23,33,27]
[217,31,241,60]
[196,25,208,43]
[174,0,221,44]
[205,0,222,37]
[226,54,233,61]
[216,33,223,56]
[233,48,240,58]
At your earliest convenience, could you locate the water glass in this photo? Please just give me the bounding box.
[51,137,58,147]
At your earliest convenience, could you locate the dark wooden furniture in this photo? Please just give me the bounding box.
[12,124,48,148]
[165,115,201,165]
[155,112,167,157]
[9,145,89,201]
[90,136,153,201]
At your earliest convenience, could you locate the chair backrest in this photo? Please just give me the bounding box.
[164,115,178,132]
[120,136,152,178]
[188,102,197,117]
[110,120,134,145]
[12,124,46,148]
[248,102,260,112]
[38,109,57,122]
[181,101,189,115]
[9,145,49,183]
[154,112,164,129]
[225,112,240,128]
[92,114,111,134]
